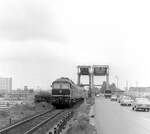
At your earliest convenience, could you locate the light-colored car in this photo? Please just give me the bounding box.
[120,96,134,106]
[117,95,124,103]
[111,95,118,101]
[96,94,100,97]
[132,98,150,112]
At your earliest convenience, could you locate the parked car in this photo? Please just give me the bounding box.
[120,96,134,106]
[96,94,100,97]
[132,97,150,112]
[117,95,126,103]
[104,90,112,98]
[111,95,118,101]
[117,95,124,103]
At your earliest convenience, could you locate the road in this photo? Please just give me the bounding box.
[95,97,150,134]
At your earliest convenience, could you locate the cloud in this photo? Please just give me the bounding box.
[0,0,65,42]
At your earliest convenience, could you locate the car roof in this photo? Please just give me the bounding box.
[135,97,149,101]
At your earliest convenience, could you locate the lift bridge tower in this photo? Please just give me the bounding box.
[77,65,109,97]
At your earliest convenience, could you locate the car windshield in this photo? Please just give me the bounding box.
[122,96,131,99]
[135,98,149,103]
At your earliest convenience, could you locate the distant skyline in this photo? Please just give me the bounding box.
[0,0,150,90]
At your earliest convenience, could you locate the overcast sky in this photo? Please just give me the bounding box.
[0,0,150,89]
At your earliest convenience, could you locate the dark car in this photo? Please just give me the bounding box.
[110,95,118,101]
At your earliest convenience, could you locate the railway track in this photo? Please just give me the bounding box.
[0,101,83,134]
[0,109,64,134]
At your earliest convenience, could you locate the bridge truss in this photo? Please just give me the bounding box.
[77,65,109,97]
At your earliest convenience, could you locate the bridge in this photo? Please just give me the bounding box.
[77,65,109,97]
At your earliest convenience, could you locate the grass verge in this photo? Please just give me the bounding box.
[65,97,97,134]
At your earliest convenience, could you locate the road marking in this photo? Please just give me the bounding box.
[141,118,150,123]
[135,118,150,132]
[122,113,150,133]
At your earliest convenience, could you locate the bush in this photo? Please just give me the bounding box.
[86,97,95,105]
[65,102,97,134]
[66,113,96,134]
[0,111,9,118]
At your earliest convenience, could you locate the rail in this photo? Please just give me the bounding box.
[0,108,55,134]
[23,110,64,134]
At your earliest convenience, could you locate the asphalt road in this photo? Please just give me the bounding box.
[95,97,150,134]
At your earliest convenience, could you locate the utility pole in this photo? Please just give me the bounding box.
[115,75,119,88]
[126,80,128,91]
[135,81,138,87]
[135,81,139,96]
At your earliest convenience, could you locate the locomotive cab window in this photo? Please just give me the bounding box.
[53,83,70,89]
[61,83,70,89]
[52,83,60,89]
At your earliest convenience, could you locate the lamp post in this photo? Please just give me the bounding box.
[115,75,119,88]
[126,80,128,91]
[135,81,139,96]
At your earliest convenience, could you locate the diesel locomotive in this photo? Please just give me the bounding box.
[51,77,85,107]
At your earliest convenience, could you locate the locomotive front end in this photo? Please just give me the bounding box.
[51,82,71,107]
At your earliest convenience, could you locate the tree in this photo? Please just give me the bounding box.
[100,81,107,93]
[100,81,122,94]
[109,83,116,91]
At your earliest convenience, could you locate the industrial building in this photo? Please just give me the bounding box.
[0,77,12,93]
[126,87,150,97]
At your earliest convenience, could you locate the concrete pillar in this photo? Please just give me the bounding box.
[106,68,109,90]
[77,74,81,86]
[91,73,94,97]
[77,66,81,86]
[89,74,92,97]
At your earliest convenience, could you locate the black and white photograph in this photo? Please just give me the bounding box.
[0,0,150,134]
